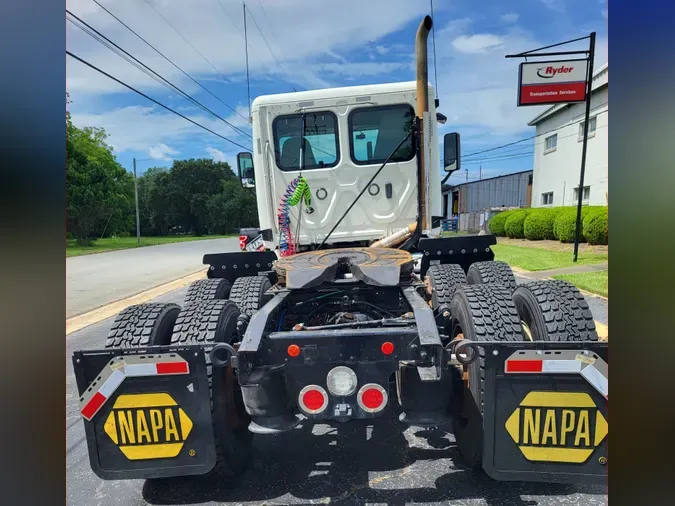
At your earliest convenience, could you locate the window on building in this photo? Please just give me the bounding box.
[573,186,591,202]
[273,111,339,171]
[544,134,557,153]
[349,104,415,164]
[541,192,554,205]
[578,116,597,141]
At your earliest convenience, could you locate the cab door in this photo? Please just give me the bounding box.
[264,95,419,247]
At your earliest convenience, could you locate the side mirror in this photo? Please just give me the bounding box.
[443,132,460,173]
[237,152,255,189]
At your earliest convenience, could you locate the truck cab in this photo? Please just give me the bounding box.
[237,81,445,251]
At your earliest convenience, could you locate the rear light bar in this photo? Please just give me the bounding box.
[505,350,608,399]
[298,385,329,414]
[357,383,388,413]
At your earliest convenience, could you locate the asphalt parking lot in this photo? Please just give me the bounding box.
[66,280,608,506]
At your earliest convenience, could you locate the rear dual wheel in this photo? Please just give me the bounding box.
[105,300,252,477]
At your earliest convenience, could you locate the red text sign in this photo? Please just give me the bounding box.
[518,59,589,106]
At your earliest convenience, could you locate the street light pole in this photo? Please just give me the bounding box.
[133,157,140,244]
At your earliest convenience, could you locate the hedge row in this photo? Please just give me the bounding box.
[489,205,608,244]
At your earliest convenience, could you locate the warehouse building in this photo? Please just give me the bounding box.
[529,63,608,207]
[442,170,533,232]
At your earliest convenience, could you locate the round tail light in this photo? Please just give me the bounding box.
[298,385,328,414]
[357,383,388,413]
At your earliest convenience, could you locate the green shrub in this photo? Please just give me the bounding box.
[504,210,529,238]
[523,208,561,240]
[488,210,512,236]
[553,207,589,243]
[583,208,608,245]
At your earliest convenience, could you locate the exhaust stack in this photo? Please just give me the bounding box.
[415,15,433,232]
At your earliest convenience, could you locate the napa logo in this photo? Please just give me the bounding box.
[505,392,607,463]
[103,393,193,460]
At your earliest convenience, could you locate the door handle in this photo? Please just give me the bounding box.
[385,183,392,199]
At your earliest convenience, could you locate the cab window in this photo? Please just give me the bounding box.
[273,112,339,171]
[349,104,415,165]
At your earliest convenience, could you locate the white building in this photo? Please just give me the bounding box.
[529,64,608,207]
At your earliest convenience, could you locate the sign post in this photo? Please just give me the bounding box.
[506,34,596,262]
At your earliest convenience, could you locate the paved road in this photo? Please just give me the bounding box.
[66,284,608,506]
[66,238,239,318]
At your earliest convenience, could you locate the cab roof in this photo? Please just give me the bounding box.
[252,81,434,109]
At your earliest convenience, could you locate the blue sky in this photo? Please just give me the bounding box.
[66,0,607,183]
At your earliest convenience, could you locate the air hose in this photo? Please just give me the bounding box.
[278,176,313,257]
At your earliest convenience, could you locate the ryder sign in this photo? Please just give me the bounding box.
[518,59,589,106]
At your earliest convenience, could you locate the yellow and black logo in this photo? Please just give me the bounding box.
[505,391,608,463]
[103,393,193,460]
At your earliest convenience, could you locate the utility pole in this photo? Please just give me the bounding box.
[465,168,469,183]
[133,157,140,244]
[479,165,482,180]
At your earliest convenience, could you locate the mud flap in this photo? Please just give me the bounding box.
[72,346,216,480]
[477,342,608,485]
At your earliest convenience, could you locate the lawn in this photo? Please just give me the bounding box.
[491,243,608,272]
[553,270,608,298]
[66,235,235,257]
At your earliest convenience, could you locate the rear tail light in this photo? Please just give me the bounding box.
[239,235,248,250]
[357,383,388,413]
[298,385,328,414]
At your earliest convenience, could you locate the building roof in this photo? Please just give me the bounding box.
[252,81,433,109]
[528,63,608,126]
[445,169,533,192]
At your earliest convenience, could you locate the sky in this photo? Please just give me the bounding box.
[66,0,608,183]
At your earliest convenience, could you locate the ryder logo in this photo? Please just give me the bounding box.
[536,65,574,79]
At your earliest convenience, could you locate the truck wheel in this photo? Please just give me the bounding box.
[512,280,598,342]
[229,275,272,316]
[184,278,232,305]
[105,303,180,348]
[171,300,253,477]
[466,261,517,291]
[449,285,523,469]
[425,264,467,309]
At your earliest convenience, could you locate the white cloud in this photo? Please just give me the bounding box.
[205,146,226,162]
[148,143,179,160]
[539,0,566,14]
[452,34,505,54]
[375,45,389,55]
[500,13,520,24]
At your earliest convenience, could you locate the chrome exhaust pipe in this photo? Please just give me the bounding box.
[415,15,433,232]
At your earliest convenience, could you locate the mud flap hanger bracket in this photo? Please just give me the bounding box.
[402,286,443,381]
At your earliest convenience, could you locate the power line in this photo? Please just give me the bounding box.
[141,0,241,100]
[214,0,246,40]
[244,4,297,92]
[67,50,252,152]
[90,0,248,122]
[463,153,534,165]
[464,109,608,159]
[66,11,251,139]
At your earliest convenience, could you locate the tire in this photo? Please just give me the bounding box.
[171,300,253,477]
[512,280,598,342]
[466,261,517,291]
[229,275,272,316]
[425,264,467,309]
[106,303,180,348]
[449,284,522,468]
[184,278,232,305]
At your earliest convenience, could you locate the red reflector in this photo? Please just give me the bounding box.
[302,390,325,411]
[81,391,106,420]
[156,362,189,375]
[287,344,301,357]
[361,388,384,410]
[381,341,394,355]
[506,360,543,373]
[239,235,247,250]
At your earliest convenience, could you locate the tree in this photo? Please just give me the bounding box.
[207,180,259,234]
[66,112,134,245]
